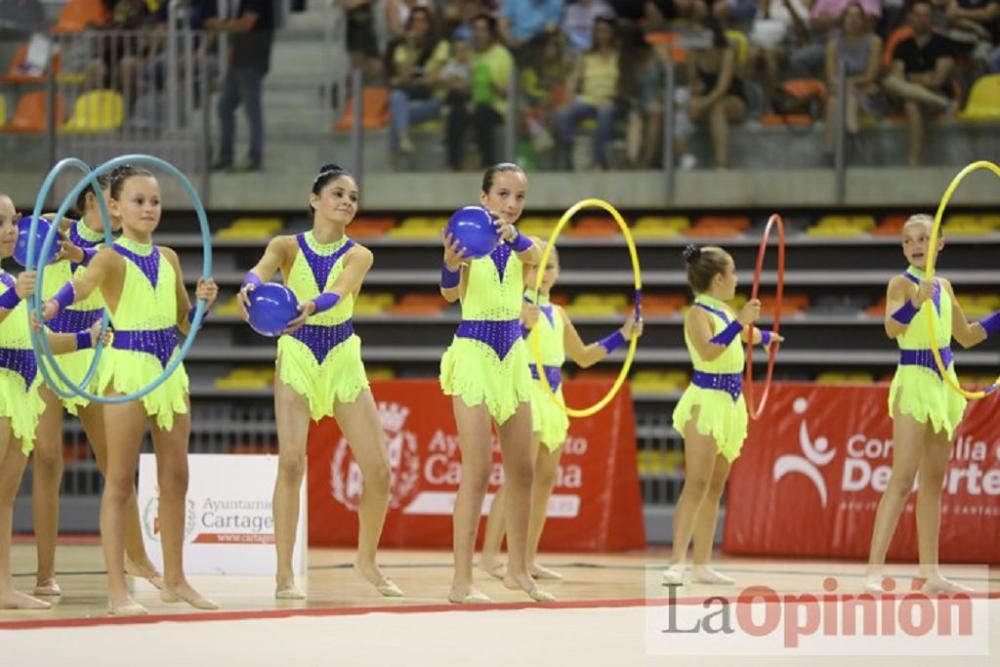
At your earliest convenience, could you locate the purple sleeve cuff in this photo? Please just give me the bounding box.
[0,287,20,310]
[709,320,742,346]
[440,265,460,289]
[52,282,76,313]
[522,325,531,339]
[312,292,341,314]
[891,299,918,325]
[759,329,772,346]
[507,231,533,253]
[242,272,262,292]
[979,310,1000,338]
[599,330,627,353]
[75,331,93,350]
[80,247,97,266]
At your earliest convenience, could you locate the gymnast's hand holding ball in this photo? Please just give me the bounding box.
[284,298,316,335]
[443,232,467,271]
[492,212,519,245]
[237,278,255,321]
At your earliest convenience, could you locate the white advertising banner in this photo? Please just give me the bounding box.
[137,454,306,576]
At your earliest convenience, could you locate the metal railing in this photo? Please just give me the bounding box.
[28,16,213,204]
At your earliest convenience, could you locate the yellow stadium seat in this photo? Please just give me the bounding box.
[518,217,558,238]
[632,216,688,238]
[214,367,274,389]
[959,75,1000,121]
[214,295,241,316]
[976,214,1000,229]
[945,214,991,236]
[232,217,283,231]
[387,216,446,238]
[366,367,395,380]
[807,214,870,237]
[0,96,5,128]
[630,371,671,393]
[60,90,124,133]
[216,217,284,239]
[354,292,395,315]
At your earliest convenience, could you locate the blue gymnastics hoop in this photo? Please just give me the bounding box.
[24,158,113,399]
[27,154,213,404]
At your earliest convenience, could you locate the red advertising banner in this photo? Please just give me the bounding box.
[307,379,646,551]
[724,383,1000,562]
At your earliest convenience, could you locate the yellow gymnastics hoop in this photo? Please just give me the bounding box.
[926,160,1000,399]
[532,198,643,417]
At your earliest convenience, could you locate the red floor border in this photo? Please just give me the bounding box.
[3,591,998,631]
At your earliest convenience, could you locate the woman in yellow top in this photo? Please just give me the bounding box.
[32,170,162,598]
[865,214,995,594]
[663,244,779,586]
[387,7,449,157]
[479,242,642,580]
[42,166,219,615]
[238,163,397,600]
[554,15,622,170]
[439,162,549,603]
[0,193,106,610]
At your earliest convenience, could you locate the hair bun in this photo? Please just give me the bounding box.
[318,162,343,174]
[682,244,701,264]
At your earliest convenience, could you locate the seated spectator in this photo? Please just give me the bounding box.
[444,14,514,169]
[620,28,667,167]
[554,15,624,170]
[441,0,488,42]
[611,0,681,30]
[386,7,449,156]
[943,0,1000,63]
[439,34,473,133]
[563,0,616,53]
[385,0,436,42]
[499,0,565,51]
[789,0,881,77]
[684,1,747,168]
[883,0,957,166]
[823,1,882,160]
[143,1,218,95]
[713,0,760,29]
[85,0,160,107]
[749,0,811,110]
[518,32,570,153]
